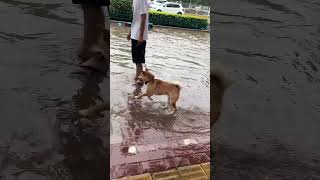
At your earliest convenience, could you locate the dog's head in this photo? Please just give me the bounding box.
[141,69,155,83]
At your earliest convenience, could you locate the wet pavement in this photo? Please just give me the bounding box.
[212,0,320,179]
[110,24,210,177]
[0,1,109,179]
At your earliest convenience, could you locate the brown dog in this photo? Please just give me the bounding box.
[136,69,181,112]
[211,65,232,126]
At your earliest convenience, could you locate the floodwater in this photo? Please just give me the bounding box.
[110,24,210,149]
[212,0,320,179]
[0,1,109,179]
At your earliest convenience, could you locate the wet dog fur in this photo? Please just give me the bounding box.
[136,69,181,112]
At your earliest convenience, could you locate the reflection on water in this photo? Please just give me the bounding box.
[0,0,109,179]
[110,23,210,147]
[212,0,320,179]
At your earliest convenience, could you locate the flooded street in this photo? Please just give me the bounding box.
[110,24,210,176]
[212,0,320,179]
[0,1,109,179]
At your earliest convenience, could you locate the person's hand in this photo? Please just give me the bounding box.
[137,35,144,46]
[127,33,131,41]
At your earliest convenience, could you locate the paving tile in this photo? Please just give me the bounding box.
[111,146,127,166]
[126,150,174,164]
[173,147,195,156]
[158,141,180,150]
[137,144,158,153]
[200,163,210,178]
[178,165,208,180]
[163,158,178,170]
[152,169,181,180]
[111,163,143,178]
[125,152,151,163]
[173,156,190,167]
[141,159,166,173]
[196,138,210,144]
[126,163,143,177]
[187,153,210,165]
[111,164,126,179]
[205,151,210,159]
[111,166,118,179]
[118,173,152,180]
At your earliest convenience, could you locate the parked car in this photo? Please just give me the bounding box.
[155,2,184,14]
[149,0,167,9]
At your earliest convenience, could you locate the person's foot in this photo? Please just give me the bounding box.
[134,76,144,85]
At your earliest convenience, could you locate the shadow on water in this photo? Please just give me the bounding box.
[54,70,109,180]
[0,69,109,180]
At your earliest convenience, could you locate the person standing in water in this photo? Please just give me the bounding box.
[72,0,110,73]
[127,0,149,84]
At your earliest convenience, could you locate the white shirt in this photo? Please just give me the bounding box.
[131,0,149,41]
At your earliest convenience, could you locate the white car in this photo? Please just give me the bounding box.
[155,2,184,15]
[149,0,167,9]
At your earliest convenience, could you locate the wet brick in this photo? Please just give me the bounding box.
[173,156,190,167]
[125,163,143,177]
[141,159,166,173]
[178,165,208,180]
[118,173,152,180]
[111,164,126,179]
[163,157,178,170]
[125,150,174,164]
[201,162,210,178]
[111,146,127,166]
[152,169,181,180]
[137,144,158,153]
[187,153,210,165]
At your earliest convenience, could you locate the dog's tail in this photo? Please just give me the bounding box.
[172,81,182,91]
[211,64,233,126]
[211,64,233,91]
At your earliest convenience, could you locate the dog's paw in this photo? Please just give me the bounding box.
[134,95,142,99]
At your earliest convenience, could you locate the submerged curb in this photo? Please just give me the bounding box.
[115,162,210,180]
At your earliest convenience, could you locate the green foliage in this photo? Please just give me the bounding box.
[109,0,133,22]
[109,0,209,30]
[149,11,208,30]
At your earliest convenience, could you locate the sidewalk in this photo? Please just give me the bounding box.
[116,163,210,180]
[111,138,210,179]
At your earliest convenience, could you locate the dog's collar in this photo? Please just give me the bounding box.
[144,79,154,85]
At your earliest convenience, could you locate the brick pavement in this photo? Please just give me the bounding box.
[110,138,210,179]
[115,163,210,180]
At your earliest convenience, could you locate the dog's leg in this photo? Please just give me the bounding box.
[136,91,153,99]
[135,93,147,99]
[170,95,179,112]
[161,95,169,108]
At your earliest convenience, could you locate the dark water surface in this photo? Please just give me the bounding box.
[0,1,109,179]
[212,0,320,179]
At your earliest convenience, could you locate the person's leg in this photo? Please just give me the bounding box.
[79,4,106,60]
[78,5,110,73]
[132,39,146,82]
[135,63,143,81]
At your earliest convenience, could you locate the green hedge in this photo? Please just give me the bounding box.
[109,0,208,30]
